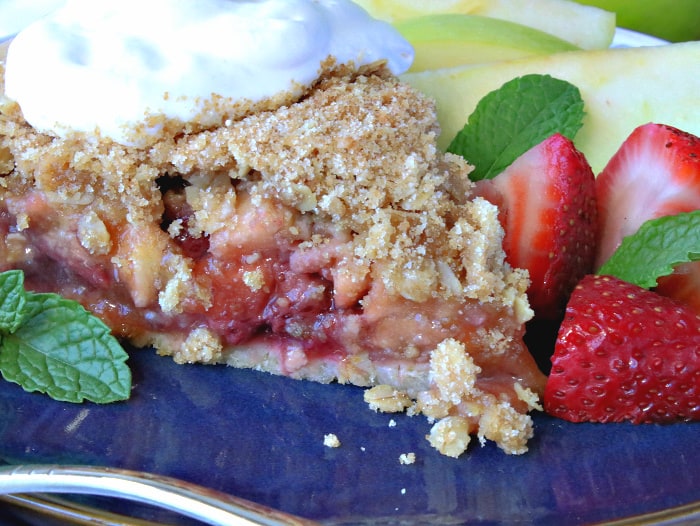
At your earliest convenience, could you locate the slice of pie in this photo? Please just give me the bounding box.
[1,54,545,455]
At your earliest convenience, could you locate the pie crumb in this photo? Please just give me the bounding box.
[515,382,544,412]
[399,453,415,465]
[364,385,412,413]
[426,416,472,458]
[323,433,341,448]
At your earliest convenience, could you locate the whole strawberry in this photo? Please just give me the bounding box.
[544,274,700,424]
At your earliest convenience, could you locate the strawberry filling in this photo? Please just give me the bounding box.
[0,181,544,409]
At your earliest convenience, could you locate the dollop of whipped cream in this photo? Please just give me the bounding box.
[4,0,414,145]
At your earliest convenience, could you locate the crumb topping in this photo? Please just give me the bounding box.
[1,62,528,309]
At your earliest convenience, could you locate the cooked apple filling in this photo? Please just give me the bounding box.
[0,61,545,455]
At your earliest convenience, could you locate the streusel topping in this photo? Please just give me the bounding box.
[1,62,530,311]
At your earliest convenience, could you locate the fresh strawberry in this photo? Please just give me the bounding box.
[595,124,700,311]
[473,133,597,320]
[544,274,700,424]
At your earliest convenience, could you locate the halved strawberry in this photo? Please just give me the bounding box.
[544,274,700,424]
[595,122,700,267]
[596,123,700,313]
[473,133,597,320]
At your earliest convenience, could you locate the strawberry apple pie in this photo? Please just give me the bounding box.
[0,0,545,455]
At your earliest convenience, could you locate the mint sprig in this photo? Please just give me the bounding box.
[447,74,585,181]
[598,211,700,288]
[0,269,131,403]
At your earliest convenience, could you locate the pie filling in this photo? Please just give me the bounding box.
[1,63,546,455]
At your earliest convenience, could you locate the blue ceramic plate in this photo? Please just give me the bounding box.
[0,347,699,525]
[1,28,699,526]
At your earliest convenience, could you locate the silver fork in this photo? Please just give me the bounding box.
[0,464,316,525]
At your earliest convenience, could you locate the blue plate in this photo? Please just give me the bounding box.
[0,347,699,525]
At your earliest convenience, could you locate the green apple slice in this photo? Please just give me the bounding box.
[574,0,700,43]
[401,41,700,174]
[395,14,578,71]
[353,0,616,49]
[0,40,9,62]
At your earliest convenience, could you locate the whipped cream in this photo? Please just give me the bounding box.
[4,0,414,145]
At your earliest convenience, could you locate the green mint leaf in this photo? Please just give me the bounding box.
[0,270,29,333]
[597,211,700,289]
[0,291,131,403]
[447,74,585,181]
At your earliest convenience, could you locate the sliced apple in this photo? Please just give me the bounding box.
[395,14,578,71]
[575,0,700,43]
[0,40,9,62]
[353,0,616,50]
[401,41,700,174]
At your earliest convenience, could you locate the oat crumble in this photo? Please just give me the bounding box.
[399,453,416,465]
[323,433,341,448]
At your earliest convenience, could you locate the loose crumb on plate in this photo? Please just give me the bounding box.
[323,433,341,448]
[399,452,416,465]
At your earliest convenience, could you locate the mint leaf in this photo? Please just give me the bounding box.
[0,291,131,403]
[0,270,28,333]
[447,74,585,181]
[598,211,700,289]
